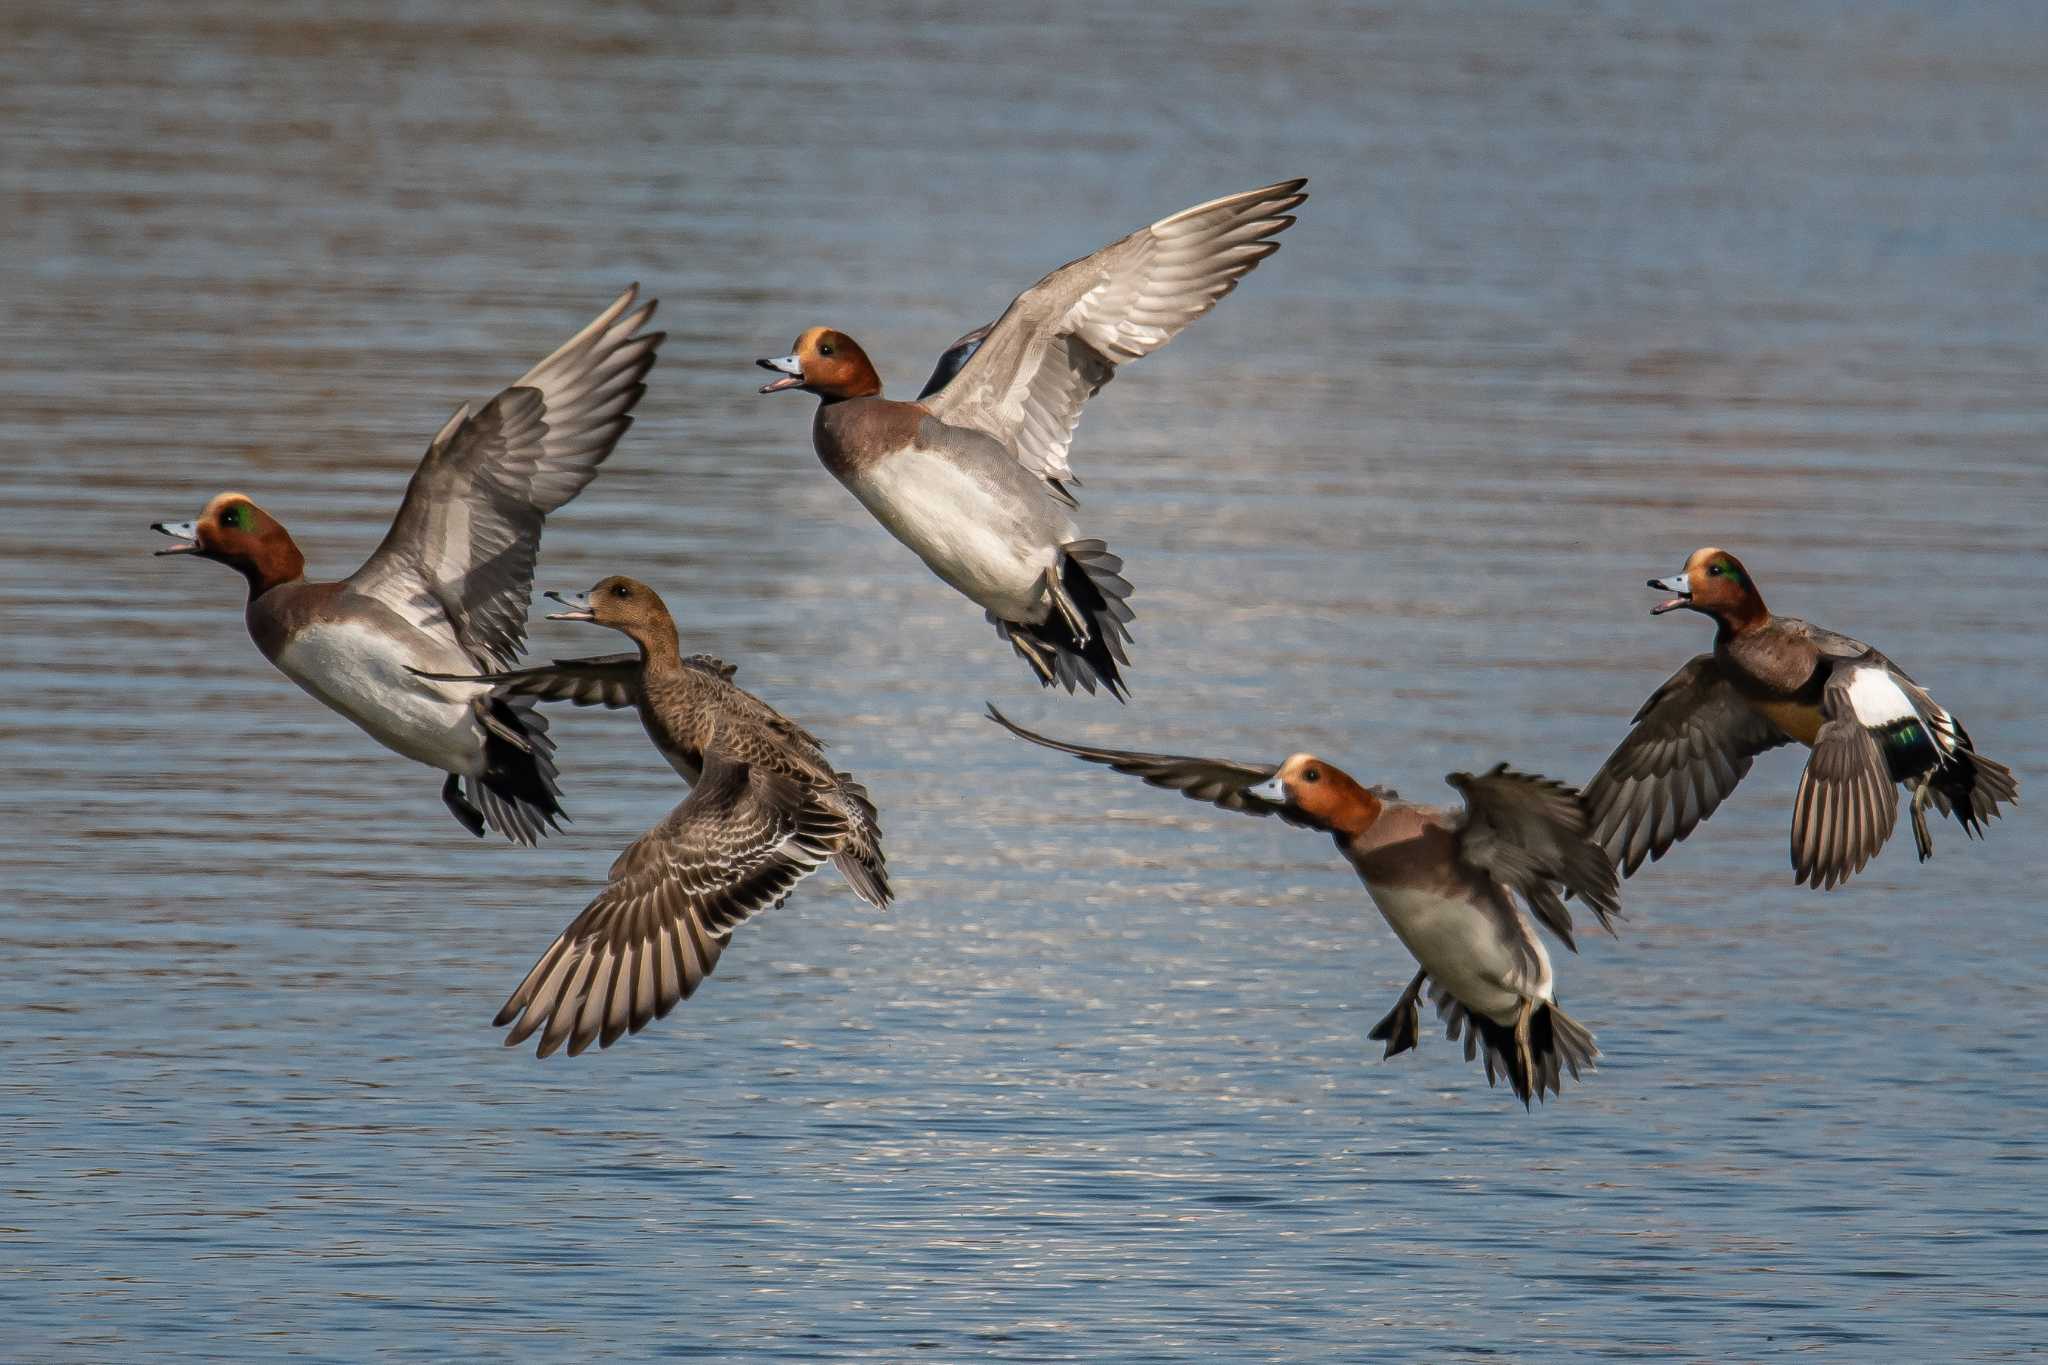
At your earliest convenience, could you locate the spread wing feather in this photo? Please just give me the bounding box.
[986,703,1347,830]
[1582,655,1792,876]
[351,287,665,669]
[1790,668,1900,890]
[927,181,1305,492]
[495,759,846,1058]
[1448,765,1621,951]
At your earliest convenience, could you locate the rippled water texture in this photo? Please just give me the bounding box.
[3,1,2045,1357]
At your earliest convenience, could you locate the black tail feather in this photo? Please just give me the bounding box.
[1914,724,2018,861]
[469,695,566,846]
[993,540,1134,701]
[1437,989,1597,1109]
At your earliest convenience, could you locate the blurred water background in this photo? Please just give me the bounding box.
[2,0,2045,1357]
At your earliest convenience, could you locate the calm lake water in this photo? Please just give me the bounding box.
[3,1,2045,1358]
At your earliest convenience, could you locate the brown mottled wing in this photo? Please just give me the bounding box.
[1448,765,1621,952]
[1790,668,1900,890]
[495,759,847,1059]
[351,287,664,669]
[927,180,1305,494]
[1583,655,1793,877]
[822,771,891,911]
[412,653,644,708]
[986,704,1337,830]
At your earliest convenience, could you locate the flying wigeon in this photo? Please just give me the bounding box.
[423,576,890,1056]
[757,179,1308,699]
[1584,547,2018,889]
[152,287,663,844]
[988,706,1621,1107]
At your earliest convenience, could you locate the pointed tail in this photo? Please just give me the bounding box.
[1438,989,1598,1108]
[992,540,1135,700]
[469,694,567,846]
[1912,724,2018,862]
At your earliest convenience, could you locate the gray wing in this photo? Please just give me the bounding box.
[350,287,664,669]
[1583,655,1793,877]
[986,703,1328,830]
[495,758,847,1058]
[413,652,643,708]
[926,180,1305,494]
[1448,765,1621,952]
[1790,664,1901,890]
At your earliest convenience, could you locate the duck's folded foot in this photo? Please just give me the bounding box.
[442,772,486,839]
[1512,998,1537,1108]
[1044,564,1093,645]
[1366,968,1427,1059]
[474,697,534,751]
[1910,783,1935,862]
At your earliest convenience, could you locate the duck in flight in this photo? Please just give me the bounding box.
[152,287,663,844]
[1583,547,2018,889]
[420,576,890,1056]
[757,179,1308,699]
[987,706,1620,1107]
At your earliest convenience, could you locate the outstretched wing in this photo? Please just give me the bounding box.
[1790,664,1901,890]
[927,180,1306,497]
[350,286,664,669]
[495,759,847,1059]
[1448,765,1621,951]
[986,703,1329,830]
[1582,655,1792,876]
[413,652,645,708]
[413,653,737,712]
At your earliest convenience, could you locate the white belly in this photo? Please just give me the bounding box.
[846,450,1071,622]
[274,622,489,775]
[1365,883,1547,1024]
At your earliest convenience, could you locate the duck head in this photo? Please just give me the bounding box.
[1246,753,1383,836]
[545,575,678,653]
[1649,546,1768,627]
[757,327,884,400]
[152,491,305,596]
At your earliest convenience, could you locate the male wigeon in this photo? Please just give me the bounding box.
[757,179,1308,699]
[422,576,890,1056]
[152,287,663,844]
[988,707,1621,1107]
[1584,547,2019,889]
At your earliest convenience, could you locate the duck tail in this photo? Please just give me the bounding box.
[470,694,567,846]
[824,772,891,910]
[1912,722,2018,861]
[1437,989,1598,1109]
[992,539,1135,701]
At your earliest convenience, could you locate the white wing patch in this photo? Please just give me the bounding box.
[1844,666,1916,727]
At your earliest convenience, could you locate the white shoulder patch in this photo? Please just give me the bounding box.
[1844,666,1916,727]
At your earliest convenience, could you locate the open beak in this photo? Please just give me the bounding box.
[756,354,805,394]
[1246,773,1288,804]
[152,520,200,556]
[1648,572,1692,615]
[544,589,595,622]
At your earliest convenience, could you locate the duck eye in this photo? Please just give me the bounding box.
[220,506,243,530]
[1707,564,1722,576]
[1305,768,1321,782]
[611,584,631,599]
[818,342,835,357]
